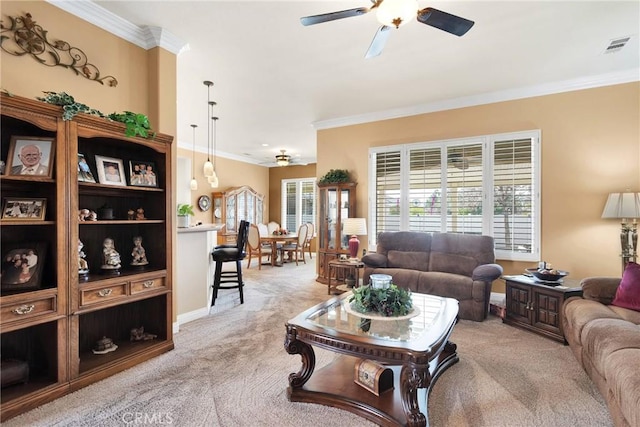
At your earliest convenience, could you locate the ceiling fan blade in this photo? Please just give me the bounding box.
[365,26,392,59]
[417,7,475,36]
[300,7,370,26]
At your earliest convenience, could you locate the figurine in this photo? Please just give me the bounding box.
[78,239,89,275]
[101,237,121,271]
[79,209,97,221]
[130,326,157,342]
[127,209,135,220]
[135,207,145,220]
[130,236,148,266]
[92,336,118,354]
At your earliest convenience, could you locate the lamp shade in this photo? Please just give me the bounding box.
[601,192,640,219]
[343,218,367,236]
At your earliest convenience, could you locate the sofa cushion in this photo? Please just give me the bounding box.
[387,250,429,271]
[609,305,640,325]
[582,318,640,378]
[604,348,640,427]
[612,262,640,312]
[429,233,496,276]
[563,298,624,348]
[415,272,474,300]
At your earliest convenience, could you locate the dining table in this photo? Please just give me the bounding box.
[259,234,298,267]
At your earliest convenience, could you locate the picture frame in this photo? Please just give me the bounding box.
[6,136,55,178]
[1,242,47,291]
[77,153,96,183]
[1,198,47,221]
[95,155,126,186]
[128,160,158,188]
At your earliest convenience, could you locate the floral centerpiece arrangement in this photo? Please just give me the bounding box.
[349,284,412,317]
[272,228,288,235]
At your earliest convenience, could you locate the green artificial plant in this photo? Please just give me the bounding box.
[318,169,351,185]
[349,284,412,317]
[177,204,195,217]
[36,91,154,138]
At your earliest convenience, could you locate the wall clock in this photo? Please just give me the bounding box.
[198,195,211,212]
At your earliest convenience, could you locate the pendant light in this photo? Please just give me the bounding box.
[209,116,219,188]
[203,81,214,177]
[189,124,198,191]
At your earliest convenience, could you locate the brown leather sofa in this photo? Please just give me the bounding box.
[361,232,503,321]
[562,277,640,427]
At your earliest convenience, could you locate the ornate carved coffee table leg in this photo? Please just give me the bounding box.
[400,362,430,427]
[284,326,316,390]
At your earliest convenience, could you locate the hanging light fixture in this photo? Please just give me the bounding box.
[376,0,418,28]
[189,124,198,191]
[203,81,214,177]
[209,116,219,188]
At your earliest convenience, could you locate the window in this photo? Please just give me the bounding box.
[282,178,317,233]
[369,130,540,261]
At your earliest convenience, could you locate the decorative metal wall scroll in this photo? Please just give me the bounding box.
[1,12,118,87]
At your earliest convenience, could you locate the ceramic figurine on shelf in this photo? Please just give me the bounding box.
[130,326,157,341]
[78,239,89,276]
[101,237,121,272]
[135,207,145,220]
[130,236,148,266]
[127,209,135,220]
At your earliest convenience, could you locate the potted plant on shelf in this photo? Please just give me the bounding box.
[177,204,195,228]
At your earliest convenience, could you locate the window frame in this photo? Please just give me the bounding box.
[281,177,317,233]
[368,130,540,262]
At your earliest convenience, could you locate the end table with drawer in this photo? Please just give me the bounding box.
[502,275,582,343]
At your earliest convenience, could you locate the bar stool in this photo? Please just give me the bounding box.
[211,220,250,306]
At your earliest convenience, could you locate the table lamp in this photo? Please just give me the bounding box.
[601,192,640,272]
[343,218,367,259]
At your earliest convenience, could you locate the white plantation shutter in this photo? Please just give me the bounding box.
[282,178,316,232]
[369,131,540,261]
[408,147,442,232]
[492,136,538,259]
[372,150,402,236]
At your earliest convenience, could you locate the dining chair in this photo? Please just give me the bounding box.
[304,222,314,260]
[246,224,271,270]
[279,223,308,266]
[210,220,249,306]
[267,221,280,235]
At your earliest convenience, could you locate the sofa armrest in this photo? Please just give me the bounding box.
[362,252,387,268]
[472,263,503,282]
[581,277,621,305]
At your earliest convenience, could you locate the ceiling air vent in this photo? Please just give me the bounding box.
[603,36,631,54]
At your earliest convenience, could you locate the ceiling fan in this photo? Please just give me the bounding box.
[275,150,292,166]
[300,0,474,58]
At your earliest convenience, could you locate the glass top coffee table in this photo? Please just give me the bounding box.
[285,291,459,427]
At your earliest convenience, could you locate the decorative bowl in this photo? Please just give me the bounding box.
[525,268,569,282]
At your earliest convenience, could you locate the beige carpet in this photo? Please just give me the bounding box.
[5,259,612,427]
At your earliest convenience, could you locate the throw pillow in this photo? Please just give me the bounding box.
[612,262,640,311]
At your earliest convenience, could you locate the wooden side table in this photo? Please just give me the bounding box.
[327,259,364,294]
[502,275,582,343]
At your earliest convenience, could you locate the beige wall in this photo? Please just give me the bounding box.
[317,83,640,289]
[177,148,271,225]
[268,163,317,223]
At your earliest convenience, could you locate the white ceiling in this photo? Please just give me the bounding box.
[76,1,638,166]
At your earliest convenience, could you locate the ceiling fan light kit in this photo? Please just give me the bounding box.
[376,0,417,28]
[300,1,474,58]
[276,149,291,167]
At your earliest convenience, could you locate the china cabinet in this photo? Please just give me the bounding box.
[0,94,174,421]
[212,185,264,245]
[316,182,356,283]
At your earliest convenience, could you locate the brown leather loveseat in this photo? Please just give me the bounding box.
[361,231,503,321]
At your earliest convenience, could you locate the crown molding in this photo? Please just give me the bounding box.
[46,0,187,55]
[313,68,640,130]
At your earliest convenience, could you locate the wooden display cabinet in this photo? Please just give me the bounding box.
[0,94,174,421]
[503,275,581,342]
[212,185,264,245]
[316,182,356,283]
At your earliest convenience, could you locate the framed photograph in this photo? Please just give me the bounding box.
[78,153,96,183]
[2,198,47,221]
[1,242,47,291]
[128,160,158,187]
[6,136,55,178]
[95,155,126,186]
